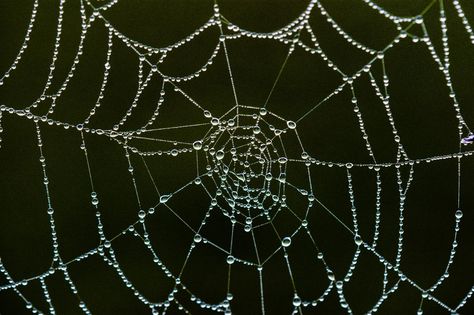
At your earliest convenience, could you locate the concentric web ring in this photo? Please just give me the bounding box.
[0,0,473,314]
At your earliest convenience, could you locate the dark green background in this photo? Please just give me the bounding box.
[0,0,473,314]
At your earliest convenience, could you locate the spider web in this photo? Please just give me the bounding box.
[0,0,473,314]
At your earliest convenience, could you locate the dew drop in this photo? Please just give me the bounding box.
[160,194,171,203]
[292,295,302,307]
[194,234,202,243]
[216,150,225,160]
[327,271,335,281]
[286,120,297,129]
[211,117,220,126]
[193,141,203,150]
[282,237,292,247]
[226,255,235,264]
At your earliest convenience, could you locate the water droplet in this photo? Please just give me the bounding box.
[461,133,474,145]
[160,194,171,203]
[455,209,463,219]
[138,210,146,219]
[354,235,363,246]
[286,120,297,129]
[193,141,203,150]
[282,237,292,247]
[327,271,335,281]
[293,295,302,307]
[278,174,286,183]
[226,255,235,264]
[216,150,225,160]
[194,234,202,243]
